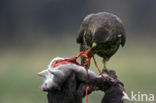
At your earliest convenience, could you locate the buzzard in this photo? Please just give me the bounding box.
[77,12,126,70]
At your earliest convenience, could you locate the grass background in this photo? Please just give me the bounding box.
[0,35,156,103]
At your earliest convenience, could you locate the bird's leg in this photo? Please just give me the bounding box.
[103,59,108,71]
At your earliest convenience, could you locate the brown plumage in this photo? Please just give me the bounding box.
[76,12,126,70]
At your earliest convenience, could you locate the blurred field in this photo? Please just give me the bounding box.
[0,36,156,103]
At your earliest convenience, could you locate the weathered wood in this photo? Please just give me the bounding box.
[47,69,124,103]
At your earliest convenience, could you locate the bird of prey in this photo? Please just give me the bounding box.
[76,12,126,70]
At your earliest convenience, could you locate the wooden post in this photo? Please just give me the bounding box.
[46,69,125,103]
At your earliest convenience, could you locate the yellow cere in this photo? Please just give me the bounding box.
[92,42,97,47]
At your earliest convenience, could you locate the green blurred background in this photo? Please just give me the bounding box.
[0,0,156,103]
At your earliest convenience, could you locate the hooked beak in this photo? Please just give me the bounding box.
[91,42,97,50]
[91,46,96,50]
[90,42,97,53]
